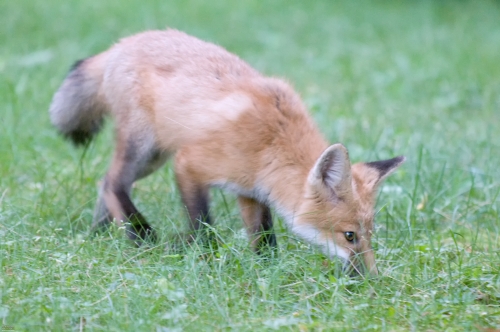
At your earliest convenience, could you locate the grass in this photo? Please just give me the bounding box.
[1,0,500,330]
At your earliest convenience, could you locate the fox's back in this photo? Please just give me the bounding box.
[110,29,259,83]
[101,29,313,152]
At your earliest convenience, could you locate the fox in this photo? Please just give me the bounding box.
[49,29,404,275]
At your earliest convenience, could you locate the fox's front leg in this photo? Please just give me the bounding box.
[238,196,277,254]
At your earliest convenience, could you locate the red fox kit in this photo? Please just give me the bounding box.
[49,30,404,275]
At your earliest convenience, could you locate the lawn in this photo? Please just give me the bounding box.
[1,0,499,331]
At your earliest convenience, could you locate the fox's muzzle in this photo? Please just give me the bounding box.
[345,250,378,276]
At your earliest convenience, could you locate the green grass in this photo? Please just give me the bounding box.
[1,0,500,330]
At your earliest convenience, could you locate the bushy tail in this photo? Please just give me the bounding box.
[49,55,108,145]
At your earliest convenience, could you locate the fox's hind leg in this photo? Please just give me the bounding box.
[91,131,168,244]
[174,152,212,240]
[92,185,113,232]
[237,196,277,254]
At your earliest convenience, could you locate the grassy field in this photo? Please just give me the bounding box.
[1,0,500,330]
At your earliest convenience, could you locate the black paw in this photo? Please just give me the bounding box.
[127,223,157,246]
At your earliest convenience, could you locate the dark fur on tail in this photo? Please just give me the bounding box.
[49,57,106,146]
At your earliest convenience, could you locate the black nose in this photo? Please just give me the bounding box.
[344,264,363,277]
[341,259,363,277]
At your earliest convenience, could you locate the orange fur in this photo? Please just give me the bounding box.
[49,29,405,275]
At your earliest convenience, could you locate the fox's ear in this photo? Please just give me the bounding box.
[308,144,352,198]
[353,156,405,192]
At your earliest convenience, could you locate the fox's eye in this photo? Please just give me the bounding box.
[344,232,355,242]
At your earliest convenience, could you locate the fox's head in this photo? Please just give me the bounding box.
[293,144,405,275]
